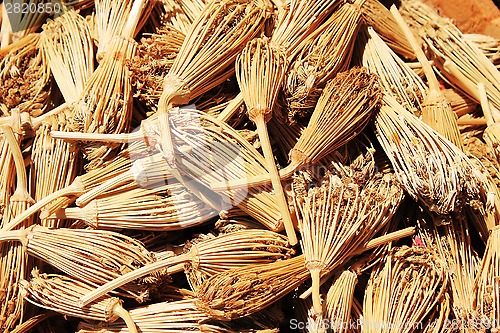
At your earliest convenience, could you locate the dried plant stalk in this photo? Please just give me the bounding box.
[0,126,34,331]
[54,181,217,231]
[0,33,51,117]
[323,270,358,333]
[270,0,341,59]
[401,0,500,122]
[361,0,414,60]
[391,5,463,150]
[363,246,448,333]
[20,271,137,333]
[283,0,363,122]
[293,156,404,315]
[162,0,206,34]
[0,225,166,302]
[40,9,94,103]
[79,229,293,306]
[479,82,500,165]
[158,0,269,109]
[443,88,477,117]
[474,227,500,332]
[374,94,488,216]
[464,34,500,70]
[195,255,310,320]
[361,27,426,116]
[236,37,296,244]
[2,140,152,231]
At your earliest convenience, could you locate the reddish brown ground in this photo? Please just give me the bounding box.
[422,0,500,38]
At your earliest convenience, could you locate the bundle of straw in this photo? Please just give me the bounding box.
[361,27,427,116]
[0,33,51,117]
[20,271,138,333]
[195,255,310,320]
[213,66,382,189]
[52,181,217,231]
[401,0,500,122]
[464,34,500,70]
[0,0,47,48]
[235,37,296,244]
[68,0,146,170]
[0,225,166,302]
[2,140,153,231]
[444,88,478,118]
[324,270,358,333]
[363,246,448,333]
[361,0,415,60]
[282,1,363,122]
[127,24,185,110]
[157,0,269,111]
[474,227,500,332]
[478,82,500,164]
[78,229,293,306]
[161,0,206,34]
[374,94,488,216]
[0,126,34,331]
[391,6,463,150]
[415,212,481,325]
[292,159,404,316]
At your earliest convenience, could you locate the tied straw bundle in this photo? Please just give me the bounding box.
[401,0,500,122]
[360,0,415,60]
[20,271,138,333]
[282,0,363,122]
[391,6,463,150]
[235,37,296,244]
[0,126,34,331]
[78,229,293,306]
[374,94,489,217]
[362,246,448,333]
[0,225,167,302]
[464,33,500,70]
[213,66,382,190]
[360,27,427,116]
[292,153,404,316]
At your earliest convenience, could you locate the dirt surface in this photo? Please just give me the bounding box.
[421,0,500,38]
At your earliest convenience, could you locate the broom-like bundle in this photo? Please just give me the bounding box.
[292,158,404,316]
[269,0,341,60]
[195,255,310,320]
[361,27,427,116]
[20,271,138,333]
[213,66,382,190]
[283,1,363,122]
[374,94,489,216]
[162,0,206,34]
[401,0,500,122]
[0,0,47,48]
[0,33,51,117]
[52,180,217,231]
[157,0,269,111]
[361,0,414,60]
[40,8,94,104]
[478,82,500,165]
[474,227,500,332]
[236,37,296,244]
[79,229,293,306]
[415,212,481,325]
[391,6,463,150]
[362,246,448,333]
[0,126,34,331]
[443,88,478,118]
[127,24,185,110]
[2,140,153,231]
[464,34,500,70]
[0,225,167,302]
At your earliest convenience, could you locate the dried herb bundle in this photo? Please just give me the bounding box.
[283,1,363,122]
[79,229,293,306]
[0,33,51,117]
[0,225,165,302]
[236,37,296,244]
[363,246,448,333]
[361,27,426,116]
[374,94,488,216]
[195,255,310,320]
[361,0,414,60]
[292,156,404,315]
[20,271,137,333]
